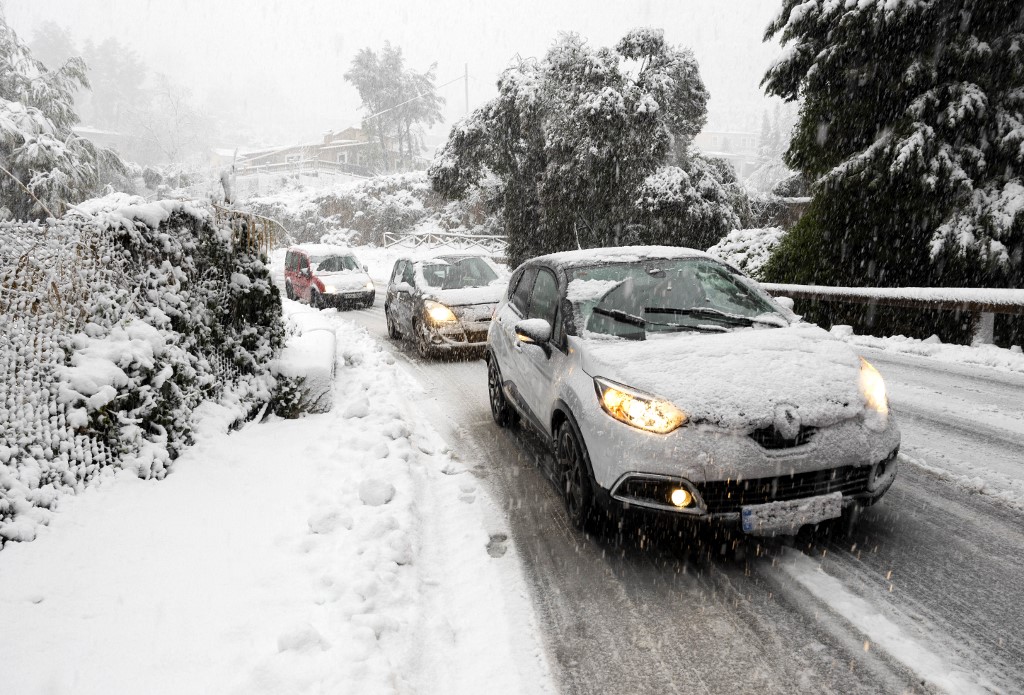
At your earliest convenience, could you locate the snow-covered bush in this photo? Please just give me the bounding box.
[0,196,285,545]
[707,227,786,280]
[246,171,500,246]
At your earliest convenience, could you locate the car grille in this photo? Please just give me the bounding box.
[694,465,872,514]
[749,425,816,449]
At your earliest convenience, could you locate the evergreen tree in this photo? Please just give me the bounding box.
[0,10,124,220]
[430,28,743,267]
[761,0,1024,290]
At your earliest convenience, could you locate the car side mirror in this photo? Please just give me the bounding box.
[774,296,795,311]
[302,268,311,278]
[515,319,552,357]
[363,264,369,273]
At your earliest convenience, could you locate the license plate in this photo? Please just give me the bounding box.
[741,492,842,536]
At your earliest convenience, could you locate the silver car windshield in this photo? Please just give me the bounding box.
[422,257,498,290]
[568,258,786,340]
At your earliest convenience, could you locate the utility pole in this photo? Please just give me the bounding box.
[464,63,469,117]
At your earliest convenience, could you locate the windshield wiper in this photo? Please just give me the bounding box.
[644,306,783,327]
[592,306,646,327]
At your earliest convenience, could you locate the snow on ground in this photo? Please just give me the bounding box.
[830,326,1024,375]
[0,300,552,695]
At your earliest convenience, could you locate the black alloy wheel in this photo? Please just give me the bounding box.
[557,422,597,532]
[385,305,401,339]
[487,358,515,427]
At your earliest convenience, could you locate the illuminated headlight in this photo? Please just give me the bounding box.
[594,378,687,434]
[323,286,337,294]
[364,280,374,290]
[859,357,889,415]
[424,300,457,323]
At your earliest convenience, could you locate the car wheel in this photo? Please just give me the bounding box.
[556,421,598,532]
[385,306,401,339]
[487,357,515,427]
[285,282,294,300]
[413,318,433,358]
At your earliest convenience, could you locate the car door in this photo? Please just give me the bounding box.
[387,259,406,323]
[493,266,538,420]
[397,260,419,333]
[294,252,312,301]
[517,266,568,437]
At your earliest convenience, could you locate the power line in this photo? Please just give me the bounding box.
[361,73,467,123]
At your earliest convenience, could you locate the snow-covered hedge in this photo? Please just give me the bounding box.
[0,195,285,545]
[706,227,786,280]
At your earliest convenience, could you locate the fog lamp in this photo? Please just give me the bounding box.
[670,488,692,508]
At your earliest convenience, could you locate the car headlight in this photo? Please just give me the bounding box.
[424,300,457,323]
[594,378,687,434]
[323,285,337,294]
[365,280,374,290]
[859,357,888,415]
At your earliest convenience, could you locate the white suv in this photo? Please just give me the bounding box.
[486,246,900,535]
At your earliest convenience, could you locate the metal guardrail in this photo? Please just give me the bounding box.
[234,159,375,179]
[760,282,1024,345]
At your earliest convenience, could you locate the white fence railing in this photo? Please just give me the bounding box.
[381,231,507,256]
[760,283,1024,345]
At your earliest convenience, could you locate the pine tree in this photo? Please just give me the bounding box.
[430,28,744,267]
[762,0,1024,289]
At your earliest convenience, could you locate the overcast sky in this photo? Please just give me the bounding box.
[5,0,785,148]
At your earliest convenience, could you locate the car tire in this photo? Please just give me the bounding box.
[385,306,401,339]
[487,357,515,427]
[285,282,294,300]
[556,421,598,533]
[413,318,433,359]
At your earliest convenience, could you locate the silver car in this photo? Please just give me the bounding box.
[385,254,507,358]
[486,246,900,536]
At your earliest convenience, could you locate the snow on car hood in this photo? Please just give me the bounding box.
[426,283,505,308]
[581,323,865,430]
[319,270,371,292]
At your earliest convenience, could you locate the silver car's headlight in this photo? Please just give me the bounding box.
[859,358,889,415]
[323,285,337,294]
[594,378,687,434]
[424,299,457,323]
[364,280,374,290]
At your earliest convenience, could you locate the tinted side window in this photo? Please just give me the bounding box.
[511,267,537,315]
[298,254,309,271]
[285,252,294,271]
[390,260,405,284]
[402,261,416,286]
[506,268,524,301]
[528,269,559,323]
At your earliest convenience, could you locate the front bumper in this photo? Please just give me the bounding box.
[607,445,899,523]
[425,319,491,350]
[321,289,374,307]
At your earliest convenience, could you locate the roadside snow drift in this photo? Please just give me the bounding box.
[0,311,551,695]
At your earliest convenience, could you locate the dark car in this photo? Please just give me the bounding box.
[384,254,508,357]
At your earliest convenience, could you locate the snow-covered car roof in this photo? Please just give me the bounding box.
[292,243,354,257]
[532,245,710,269]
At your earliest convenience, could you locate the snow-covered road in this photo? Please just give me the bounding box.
[340,292,1024,694]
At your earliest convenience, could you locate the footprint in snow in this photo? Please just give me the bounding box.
[487,533,509,558]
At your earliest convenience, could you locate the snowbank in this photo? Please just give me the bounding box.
[0,316,553,694]
[830,326,1024,375]
[272,302,337,414]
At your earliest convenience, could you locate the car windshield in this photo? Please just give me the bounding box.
[421,256,499,290]
[567,258,786,340]
[314,254,361,272]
